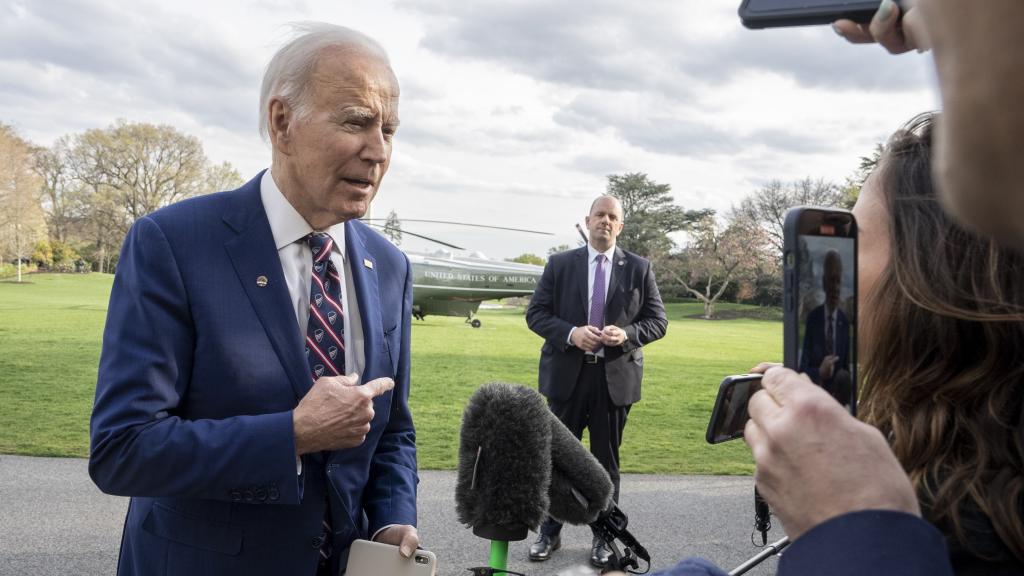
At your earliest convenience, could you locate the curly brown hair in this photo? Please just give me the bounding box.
[859,112,1024,563]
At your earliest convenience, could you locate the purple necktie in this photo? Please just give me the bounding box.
[590,254,606,328]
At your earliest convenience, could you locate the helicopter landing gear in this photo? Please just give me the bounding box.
[465,315,482,328]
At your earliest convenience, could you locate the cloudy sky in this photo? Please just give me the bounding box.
[0,0,939,259]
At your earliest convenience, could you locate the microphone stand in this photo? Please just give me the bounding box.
[589,505,650,574]
[728,536,789,576]
[471,523,529,576]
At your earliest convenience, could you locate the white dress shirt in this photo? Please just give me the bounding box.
[567,243,616,356]
[260,171,397,539]
[260,170,365,383]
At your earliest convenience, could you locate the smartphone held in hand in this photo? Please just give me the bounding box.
[346,540,437,576]
[783,207,858,414]
[706,374,764,444]
[739,0,901,29]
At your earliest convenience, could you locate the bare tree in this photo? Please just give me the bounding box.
[34,137,80,243]
[0,124,46,281]
[731,177,844,257]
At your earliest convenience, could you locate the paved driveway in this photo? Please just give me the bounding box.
[0,455,781,575]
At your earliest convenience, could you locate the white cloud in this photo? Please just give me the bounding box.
[0,0,939,259]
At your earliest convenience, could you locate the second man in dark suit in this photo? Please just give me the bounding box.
[525,195,668,568]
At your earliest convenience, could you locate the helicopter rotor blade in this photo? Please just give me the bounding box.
[363,223,465,250]
[360,218,553,236]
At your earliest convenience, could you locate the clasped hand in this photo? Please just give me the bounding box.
[571,325,626,351]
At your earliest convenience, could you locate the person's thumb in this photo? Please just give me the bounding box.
[363,377,395,397]
[761,366,815,407]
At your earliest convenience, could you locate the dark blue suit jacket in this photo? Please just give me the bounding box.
[89,173,417,576]
[799,304,850,389]
[652,511,953,576]
[526,246,667,407]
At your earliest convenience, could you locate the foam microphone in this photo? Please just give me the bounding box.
[547,406,613,524]
[546,408,650,572]
[456,383,553,571]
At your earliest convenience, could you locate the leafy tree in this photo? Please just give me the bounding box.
[839,142,886,210]
[507,253,544,266]
[204,161,244,194]
[547,243,572,256]
[70,120,209,228]
[47,120,244,272]
[0,124,46,282]
[606,172,709,257]
[32,239,53,268]
[383,209,402,245]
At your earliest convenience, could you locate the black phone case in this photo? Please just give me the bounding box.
[705,374,762,444]
[739,0,900,29]
[783,206,858,415]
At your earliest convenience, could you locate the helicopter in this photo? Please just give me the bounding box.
[361,218,548,328]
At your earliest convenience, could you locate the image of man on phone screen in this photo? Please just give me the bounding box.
[799,249,851,405]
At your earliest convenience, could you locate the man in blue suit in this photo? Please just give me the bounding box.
[89,24,418,576]
[799,249,852,405]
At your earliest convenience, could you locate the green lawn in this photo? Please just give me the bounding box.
[0,274,781,474]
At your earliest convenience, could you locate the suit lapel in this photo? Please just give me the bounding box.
[577,247,589,319]
[345,221,382,381]
[223,176,311,401]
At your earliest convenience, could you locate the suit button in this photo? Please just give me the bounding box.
[230,490,242,502]
[268,484,280,501]
[255,486,267,502]
[243,489,254,502]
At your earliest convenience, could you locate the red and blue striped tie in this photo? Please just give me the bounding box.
[305,233,346,382]
[305,232,345,564]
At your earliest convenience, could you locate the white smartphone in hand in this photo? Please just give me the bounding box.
[345,539,437,576]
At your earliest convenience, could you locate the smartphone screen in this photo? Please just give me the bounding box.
[784,208,857,412]
[739,0,889,28]
[706,375,763,444]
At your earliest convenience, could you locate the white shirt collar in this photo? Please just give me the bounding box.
[587,243,616,263]
[260,170,346,258]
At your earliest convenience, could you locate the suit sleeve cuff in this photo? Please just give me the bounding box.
[372,525,396,541]
[779,510,953,576]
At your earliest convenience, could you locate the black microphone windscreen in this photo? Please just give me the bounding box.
[455,382,552,533]
[546,411,613,525]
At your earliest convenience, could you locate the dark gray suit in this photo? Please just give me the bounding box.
[526,245,667,536]
[527,246,668,406]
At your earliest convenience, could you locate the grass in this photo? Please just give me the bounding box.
[0,274,781,474]
[0,273,112,456]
